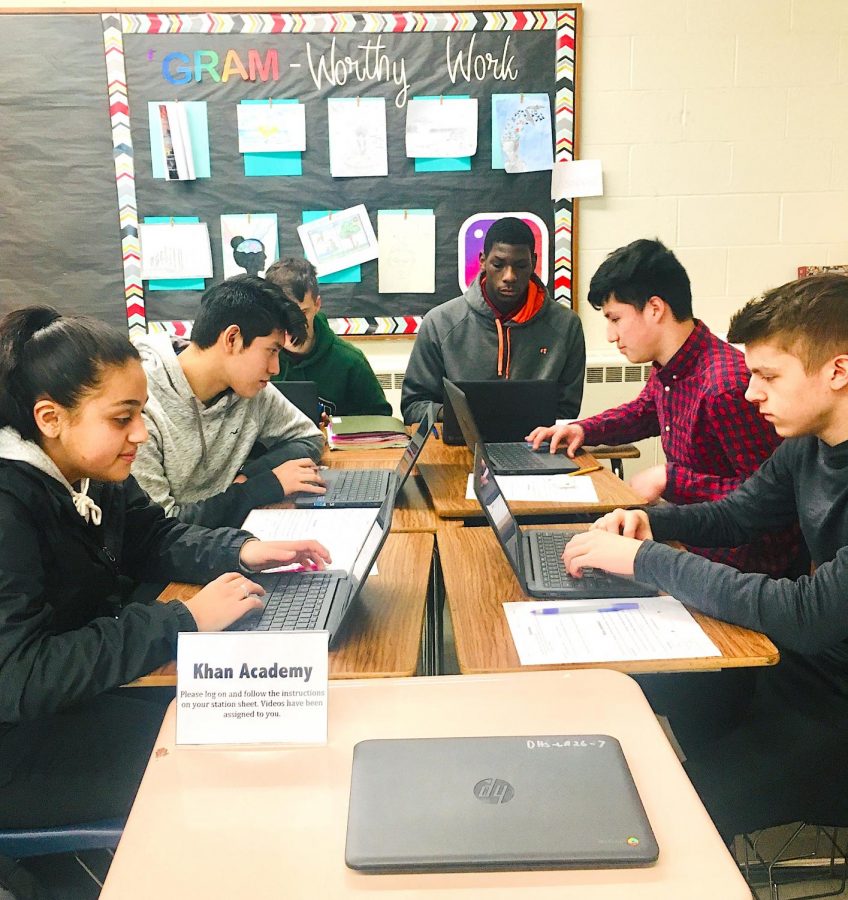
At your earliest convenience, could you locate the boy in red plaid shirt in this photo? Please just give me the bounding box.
[528,238,800,576]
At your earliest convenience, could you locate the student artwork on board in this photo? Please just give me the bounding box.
[220,213,279,279]
[405,98,478,160]
[296,205,378,277]
[377,209,436,294]
[492,94,554,174]
[236,101,305,154]
[327,98,388,178]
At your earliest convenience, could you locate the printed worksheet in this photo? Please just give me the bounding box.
[503,597,721,666]
[465,473,599,503]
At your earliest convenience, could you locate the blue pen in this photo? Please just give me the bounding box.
[530,602,639,615]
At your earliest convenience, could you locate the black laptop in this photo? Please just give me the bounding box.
[346,734,658,873]
[273,380,322,425]
[473,446,659,599]
[292,404,435,508]
[230,492,393,646]
[443,379,579,476]
[442,378,559,446]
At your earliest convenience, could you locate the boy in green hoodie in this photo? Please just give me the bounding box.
[266,258,392,417]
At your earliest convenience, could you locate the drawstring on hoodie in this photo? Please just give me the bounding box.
[72,478,102,526]
[485,278,544,380]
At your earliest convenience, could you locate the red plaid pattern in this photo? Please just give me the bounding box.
[580,321,800,575]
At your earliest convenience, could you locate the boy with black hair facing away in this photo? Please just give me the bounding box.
[133,274,326,529]
[563,274,848,843]
[400,216,585,425]
[529,238,799,577]
[266,257,392,417]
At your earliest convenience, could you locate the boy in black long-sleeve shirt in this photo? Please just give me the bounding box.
[563,273,848,842]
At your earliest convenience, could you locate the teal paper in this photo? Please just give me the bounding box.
[301,210,361,284]
[242,99,303,177]
[244,152,302,176]
[412,95,472,173]
[144,216,205,291]
[148,102,211,179]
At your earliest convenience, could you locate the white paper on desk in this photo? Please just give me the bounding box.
[241,508,379,575]
[503,597,721,666]
[551,159,604,199]
[465,473,598,503]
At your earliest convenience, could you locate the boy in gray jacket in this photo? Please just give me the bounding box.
[400,217,585,424]
[133,275,326,528]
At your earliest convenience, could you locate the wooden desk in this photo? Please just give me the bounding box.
[417,434,648,520]
[129,532,433,687]
[438,527,779,675]
[101,670,750,900]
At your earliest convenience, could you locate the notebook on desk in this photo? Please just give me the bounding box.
[345,734,658,873]
[443,378,579,475]
[473,445,659,599]
[230,492,393,646]
[292,404,435,508]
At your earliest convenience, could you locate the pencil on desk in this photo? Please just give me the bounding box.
[569,464,603,477]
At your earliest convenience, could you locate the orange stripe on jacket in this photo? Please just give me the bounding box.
[482,277,546,378]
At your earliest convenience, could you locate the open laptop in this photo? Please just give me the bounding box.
[443,378,579,475]
[345,734,658,873]
[273,380,322,425]
[442,379,559,446]
[292,403,435,508]
[229,492,393,646]
[473,445,659,599]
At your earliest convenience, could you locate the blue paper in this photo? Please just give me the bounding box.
[301,210,361,284]
[491,93,554,172]
[144,216,206,291]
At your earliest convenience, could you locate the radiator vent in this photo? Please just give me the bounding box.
[585,364,651,385]
[374,372,405,390]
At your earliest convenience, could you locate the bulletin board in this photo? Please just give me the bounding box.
[0,7,579,337]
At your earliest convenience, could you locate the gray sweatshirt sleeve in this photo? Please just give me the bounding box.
[635,541,848,655]
[556,315,586,418]
[241,387,324,475]
[401,315,446,425]
[133,410,285,528]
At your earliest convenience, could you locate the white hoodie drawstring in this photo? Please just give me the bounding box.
[72,478,103,526]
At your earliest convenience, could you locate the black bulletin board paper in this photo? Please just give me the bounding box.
[0,15,127,327]
[1,8,579,336]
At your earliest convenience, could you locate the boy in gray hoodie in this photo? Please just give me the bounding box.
[400,217,585,424]
[133,275,325,528]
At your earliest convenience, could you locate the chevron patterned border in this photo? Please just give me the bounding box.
[148,315,422,337]
[553,7,576,308]
[108,8,575,335]
[103,14,146,335]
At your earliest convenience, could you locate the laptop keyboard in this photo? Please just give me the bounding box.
[249,574,334,631]
[486,443,567,471]
[324,469,388,503]
[533,531,607,589]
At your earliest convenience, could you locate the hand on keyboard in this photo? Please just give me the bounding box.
[273,458,327,497]
[561,530,642,579]
[184,572,265,631]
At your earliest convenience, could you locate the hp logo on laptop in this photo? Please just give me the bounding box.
[473,778,514,804]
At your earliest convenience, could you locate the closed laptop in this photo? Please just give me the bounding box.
[345,734,658,873]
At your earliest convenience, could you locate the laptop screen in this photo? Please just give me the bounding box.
[472,445,523,576]
[349,492,394,590]
[442,378,483,451]
[393,403,435,491]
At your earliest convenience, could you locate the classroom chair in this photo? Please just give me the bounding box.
[0,819,124,890]
[738,823,847,900]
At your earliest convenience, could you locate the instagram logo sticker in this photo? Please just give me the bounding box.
[457,212,549,293]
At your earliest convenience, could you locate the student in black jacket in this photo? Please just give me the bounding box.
[562,274,848,842]
[0,307,330,832]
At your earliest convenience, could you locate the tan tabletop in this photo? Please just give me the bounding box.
[417,434,648,519]
[101,670,750,900]
[438,526,779,675]
[128,532,433,687]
